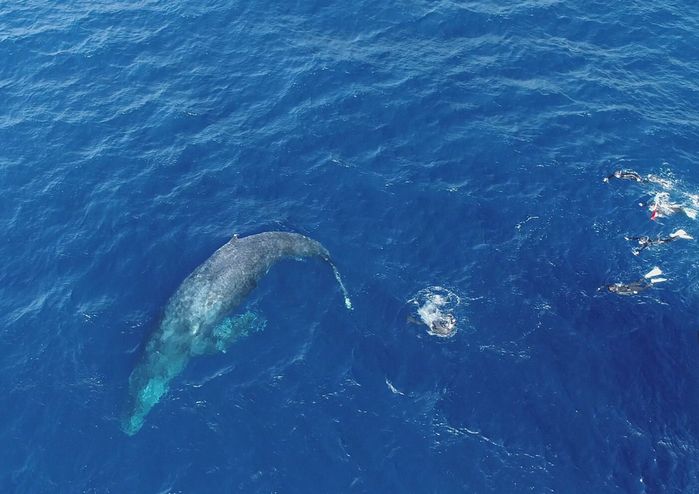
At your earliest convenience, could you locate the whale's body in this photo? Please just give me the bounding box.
[123,231,350,435]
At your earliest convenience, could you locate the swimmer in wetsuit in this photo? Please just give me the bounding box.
[647,192,698,220]
[604,280,654,295]
[625,229,693,255]
[429,313,456,336]
[600,267,667,296]
[407,313,457,337]
[603,170,644,183]
[603,170,673,189]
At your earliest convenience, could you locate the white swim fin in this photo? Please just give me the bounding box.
[650,277,668,284]
[670,229,693,240]
[644,267,663,279]
[683,208,697,219]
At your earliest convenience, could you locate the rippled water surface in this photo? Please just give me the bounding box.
[2,1,699,492]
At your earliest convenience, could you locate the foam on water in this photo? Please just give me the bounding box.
[409,286,461,338]
[331,264,353,310]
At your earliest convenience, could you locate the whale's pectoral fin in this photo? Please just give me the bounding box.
[213,311,267,352]
[193,312,267,355]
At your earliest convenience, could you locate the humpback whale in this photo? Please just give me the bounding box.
[123,231,351,435]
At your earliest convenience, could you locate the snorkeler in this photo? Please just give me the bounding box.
[603,170,644,183]
[599,267,667,296]
[429,313,456,336]
[648,192,697,220]
[407,313,456,336]
[407,287,459,337]
[625,229,693,255]
[603,170,673,189]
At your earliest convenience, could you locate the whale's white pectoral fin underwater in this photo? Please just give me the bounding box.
[189,311,266,355]
[122,231,351,435]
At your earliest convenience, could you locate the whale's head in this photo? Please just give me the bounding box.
[122,372,172,435]
[122,329,190,435]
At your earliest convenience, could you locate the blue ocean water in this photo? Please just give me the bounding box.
[2,0,699,492]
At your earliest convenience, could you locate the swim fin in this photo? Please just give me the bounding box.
[670,229,693,240]
[644,267,663,279]
[649,277,668,284]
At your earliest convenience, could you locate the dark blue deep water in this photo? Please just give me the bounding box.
[3,1,699,492]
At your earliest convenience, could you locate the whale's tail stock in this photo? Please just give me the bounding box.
[305,235,353,310]
[264,231,353,310]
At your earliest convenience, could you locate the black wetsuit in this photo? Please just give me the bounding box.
[625,235,679,255]
[603,279,652,296]
[605,170,644,182]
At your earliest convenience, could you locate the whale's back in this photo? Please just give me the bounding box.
[162,232,331,332]
[236,231,330,261]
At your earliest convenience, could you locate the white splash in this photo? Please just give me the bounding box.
[646,174,674,190]
[409,286,460,337]
[385,378,404,395]
[649,192,695,219]
[331,264,353,310]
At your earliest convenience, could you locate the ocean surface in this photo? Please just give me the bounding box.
[2,1,699,492]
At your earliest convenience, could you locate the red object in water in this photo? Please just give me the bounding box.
[650,208,658,220]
